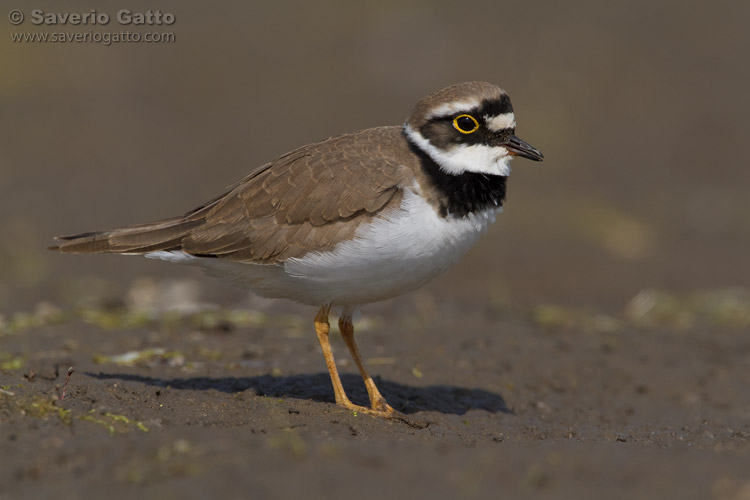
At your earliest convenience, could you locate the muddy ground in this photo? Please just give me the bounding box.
[1,284,749,500]
[3,1,750,498]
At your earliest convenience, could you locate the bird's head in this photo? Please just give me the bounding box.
[404,81,543,177]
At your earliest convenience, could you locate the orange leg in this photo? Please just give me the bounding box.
[338,313,396,416]
[313,306,394,417]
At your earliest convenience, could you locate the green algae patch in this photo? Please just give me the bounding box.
[532,304,621,334]
[11,394,72,425]
[0,353,25,371]
[0,303,69,337]
[186,309,268,331]
[625,288,750,329]
[1,298,271,339]
[78,307,151,330]
[78,410,150,436]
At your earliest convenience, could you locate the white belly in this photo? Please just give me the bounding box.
[147,187,500,306]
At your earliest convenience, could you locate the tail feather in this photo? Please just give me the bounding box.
[51,218,202,255]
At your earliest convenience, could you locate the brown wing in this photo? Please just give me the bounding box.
[52,127,413,263]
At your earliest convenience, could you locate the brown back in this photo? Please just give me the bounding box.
[52,126,416,263]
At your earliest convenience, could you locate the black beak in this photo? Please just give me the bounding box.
[503,135,544,162]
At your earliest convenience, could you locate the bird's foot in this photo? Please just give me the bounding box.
[337,399,431,428]
[333,398,429,428]
[337,398,398,418]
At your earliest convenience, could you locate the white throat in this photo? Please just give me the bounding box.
[403,124,513,177]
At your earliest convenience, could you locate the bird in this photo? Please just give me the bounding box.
[51,81,543,418]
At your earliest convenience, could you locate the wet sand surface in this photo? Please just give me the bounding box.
[3,1,750,498]
[2,289,749,499]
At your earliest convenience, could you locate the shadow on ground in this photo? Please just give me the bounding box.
[85,371,510,415]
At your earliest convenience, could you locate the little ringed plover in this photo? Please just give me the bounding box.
[52,81,543,417]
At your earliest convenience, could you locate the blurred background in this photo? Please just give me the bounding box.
[1,0,749,315]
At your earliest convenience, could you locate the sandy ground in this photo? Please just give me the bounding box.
[2,2,750,498]
[1,285,749,500]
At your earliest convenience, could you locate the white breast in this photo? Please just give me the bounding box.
[146,184,500,306]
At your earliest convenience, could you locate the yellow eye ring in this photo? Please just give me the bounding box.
[453,114,480,134]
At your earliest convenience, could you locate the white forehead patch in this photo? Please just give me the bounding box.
[485,112,516,131]
[426,98,481,120]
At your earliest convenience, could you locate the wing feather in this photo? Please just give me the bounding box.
[52,127,414,264]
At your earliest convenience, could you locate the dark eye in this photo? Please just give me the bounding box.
[453,114,479,134]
